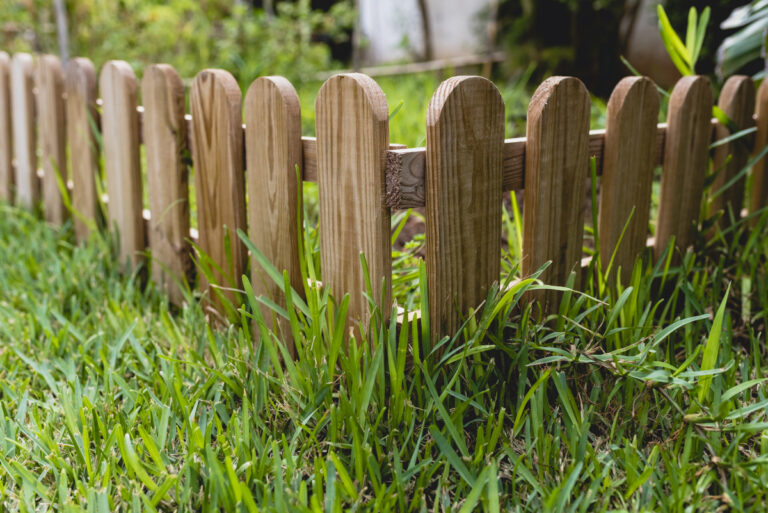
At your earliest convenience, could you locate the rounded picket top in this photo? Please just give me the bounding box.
[189,68,247,314]
[36,54,63,82]
[142,63,191,305]
[599,76,659,282]
[523,76,591,310]
[64,57,97,95]
[64,57,100,242]
[315,73,391,328]
[98,60,144,268]
[99,60,138,98]
[245,75,303,349]
[527,76,590,129]
[655,75,713,259]
[718,74,754,114]
[11,52,38,208]
[606,76,660,116]
[427,75,504,127]
[711,75,755,225]
[35,54,68,225]
[668,75,713,117]
[425,75,505,337]
[316,73,389,129]
[246,76,300,121]
[11,52,33,71]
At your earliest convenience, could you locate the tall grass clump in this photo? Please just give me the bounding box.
[3,172,768,511]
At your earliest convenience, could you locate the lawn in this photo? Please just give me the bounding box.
[2,149,768,511]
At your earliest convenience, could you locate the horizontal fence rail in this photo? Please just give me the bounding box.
[0,50,765,339]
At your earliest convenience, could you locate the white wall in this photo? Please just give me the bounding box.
[358,0,496,65]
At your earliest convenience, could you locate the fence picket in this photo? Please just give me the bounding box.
[190,69,247,313]
[523,76,590,310]
[99,61,145,267]
[142,64,191,304]
[65,57,100,242]
[316,73,391,329]
[655,76,713,258]
[598,76,659,282]
[0,52,11,202]
[35,55,67,224]
[11,53,38,208]
[751,79,768,216]
[425,76,504,336]
[245,76,303,347]
[710,75,755,226]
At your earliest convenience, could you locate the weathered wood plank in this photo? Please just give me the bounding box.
[35,54,68,224]
[522,76,591,310]
[751,78,768,216]
[190,69,247,313]
[11,53,38,208]
[598,76,659,282]
[99,60,145,267]
[245,76,303,346]
[0,52,12,202]
[425,76,504,336]
[316,73,391,328]
[710,75,755,226]
[65,57,100,241]
[384,123,669,209]
[655,76,713,258]
[142,64,192,304]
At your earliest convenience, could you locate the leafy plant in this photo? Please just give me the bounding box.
[657,4,711,76]
[717,1,768,79]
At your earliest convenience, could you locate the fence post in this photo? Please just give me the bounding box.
[11,53,38,208]
[99,60,145,268]
[425,76,504,337]
[245,76,303,348]
[710,75,755,226]
[598,76,659,283]
[190,69,247,314]
[523,76,591,310]
[35,54,67,224]
[0,52,11,202]
[65,57,100,242]
[751,79,768,217]
[142,64,191,305]
[316,73,391,332]
[655,76,713,259]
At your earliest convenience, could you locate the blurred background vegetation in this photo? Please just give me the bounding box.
[1,1,761,88]
[0,0,764,142]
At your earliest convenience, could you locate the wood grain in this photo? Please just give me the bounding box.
[0,52,11,202]
[11,53,38,208]
[425,76,504,337]
[65,57,100,241]
[384,124,668,209]
[190,69,247,312]
[522,76,591,310]
[35,54,68,224]
[598,76,659,282]
[316,73,391,328]
[655,76,713,258]
[751,77,768,216]
[142,64,192,304]
[99,60,146,267]
[710,75,755,226]
[245,76,303,346]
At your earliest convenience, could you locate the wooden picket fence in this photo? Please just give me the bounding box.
[1,51,766,338]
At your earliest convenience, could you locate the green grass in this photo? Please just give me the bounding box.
[3,154,768,511]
